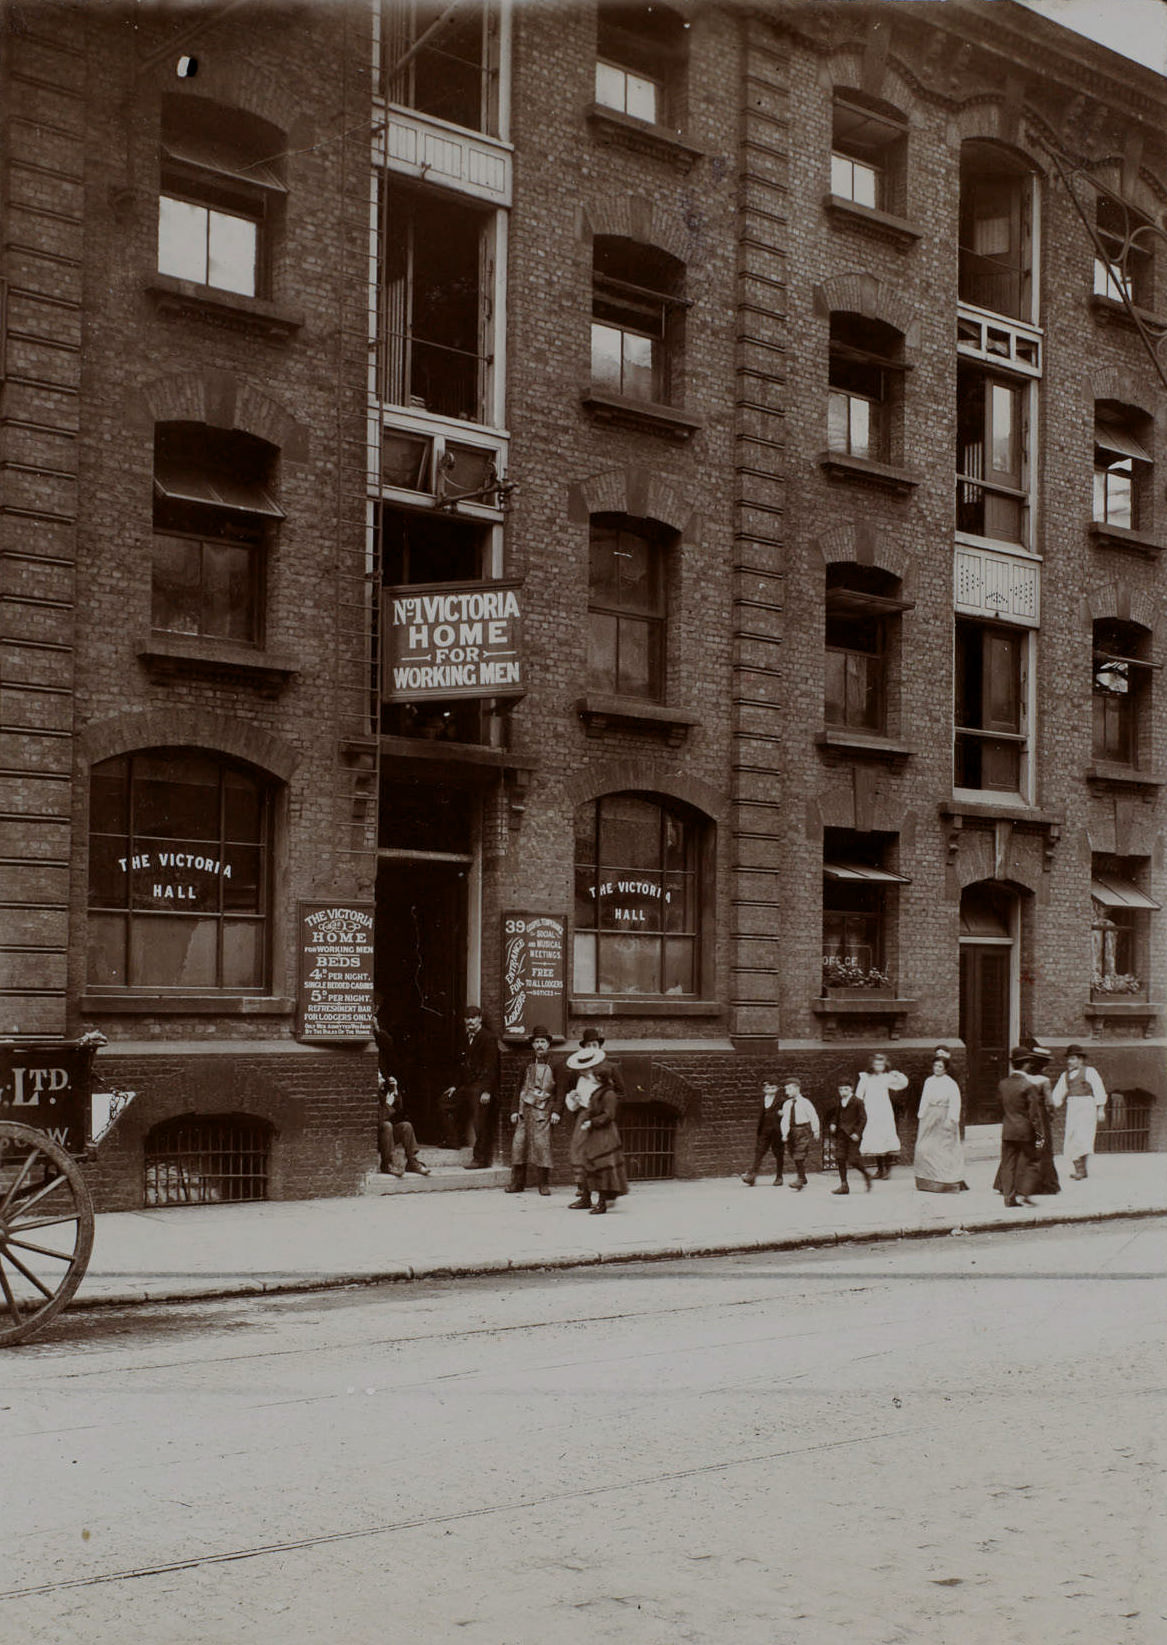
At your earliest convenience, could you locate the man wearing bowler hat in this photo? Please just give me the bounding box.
[505,1024,560,1195]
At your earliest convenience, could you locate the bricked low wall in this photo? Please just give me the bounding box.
[86,1047,379,1211]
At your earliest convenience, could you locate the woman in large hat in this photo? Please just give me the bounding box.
[563,1029,624,1211]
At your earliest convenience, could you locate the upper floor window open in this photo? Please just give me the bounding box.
[1093,617,1154,769]
[957,360,1029,547]
[588,514,672,702]
[959,143,1036,322]
[954,617,1029,796]
[595,3,688,129]
[824,564,909,737]
[381,1,500,136]
[158,98,285,300]
[830,92,907,217]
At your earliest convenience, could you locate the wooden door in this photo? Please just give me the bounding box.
[960,944,1011,1123]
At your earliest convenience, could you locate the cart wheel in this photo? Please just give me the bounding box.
[0,1123,95,1347]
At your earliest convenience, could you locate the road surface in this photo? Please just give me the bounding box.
[2,1218,1164,1644]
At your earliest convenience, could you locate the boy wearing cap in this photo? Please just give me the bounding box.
[741,1077,785,1186]
[826,1080,871,1194]
[506,1025,560,1195]
[1051,1045,1108,1179]
[780,1078,821,1191]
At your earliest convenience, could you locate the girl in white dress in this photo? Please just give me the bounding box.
[856,1052,909,1179]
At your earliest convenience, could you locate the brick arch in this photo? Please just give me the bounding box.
[810,519,909,583]
[949,114,1047,178]
[826,53,915,121]
[568,467,697,535]
[1090,366,1158,420]
[814,273,919,343]
[954,855,1040,894]
[582,195,690,264]
[167,60,291,141]
[1086,584,1159,634]
[562,760,724,822]
[130,371,310,461]
[79,709,301,781]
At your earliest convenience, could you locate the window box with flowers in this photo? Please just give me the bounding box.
[1090,972,1145,1002]
[821,958,893,997]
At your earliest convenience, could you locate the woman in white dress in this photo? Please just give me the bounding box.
[856,1052,909,1178]
[913,1048,968,1193]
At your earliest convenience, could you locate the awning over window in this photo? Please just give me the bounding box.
[823,861,911,884]
[1095,420,1152,464]
[162,137,285,193]
[1091,874,1161,911]
[154,463,285,519]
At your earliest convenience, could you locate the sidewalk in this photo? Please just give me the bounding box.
[72,1151,1167,1310]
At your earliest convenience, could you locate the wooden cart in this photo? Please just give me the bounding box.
[0,1033,133,1346]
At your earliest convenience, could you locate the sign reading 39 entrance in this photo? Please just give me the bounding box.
[382,580,524,701]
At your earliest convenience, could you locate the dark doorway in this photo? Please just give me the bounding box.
[375,857,467,1144]
[960,945,1011,1123]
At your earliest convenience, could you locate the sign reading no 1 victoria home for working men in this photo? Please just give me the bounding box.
[382,579,524,702]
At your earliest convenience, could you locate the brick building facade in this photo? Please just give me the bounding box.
[2,1,1163,1209]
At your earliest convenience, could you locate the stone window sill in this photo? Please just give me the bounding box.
[815,728,913,761]
[145,273,304,341]
[1089,293,1167,333]
[581,389,704,441]
[1084,998,1160,1035]
[823,193,922,249]
[584,104,704,171]
[1088,520,1164,558]
[1085,763,1164,790]
[570,997,722,1019]
[811,996,915,1040]
[139,634,299,692]
[818,450,919,496]
[576,695,700,746]
[82,994,295,1016]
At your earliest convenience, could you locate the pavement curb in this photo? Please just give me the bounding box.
[67,1202,1165,1312]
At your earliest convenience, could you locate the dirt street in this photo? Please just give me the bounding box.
[1,1218,1163,1644]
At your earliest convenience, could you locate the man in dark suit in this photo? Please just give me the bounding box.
[441,1006,500,1166]
[996,1047,1045,1208]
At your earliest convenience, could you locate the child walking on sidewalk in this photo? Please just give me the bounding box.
[741,1077,784,1186]
[827,1081,871,1194]
[780,1078,821,1190]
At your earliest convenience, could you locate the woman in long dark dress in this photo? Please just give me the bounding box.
[1023,1038,1060,1195]
[579,1068,628,1215]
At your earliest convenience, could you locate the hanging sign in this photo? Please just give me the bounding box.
[501,912,567,1041]
[296,903,375,1043]
[382,579,524,702]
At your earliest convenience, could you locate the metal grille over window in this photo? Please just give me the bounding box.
[144,1115,272,1205]
[619,1102,677,1180]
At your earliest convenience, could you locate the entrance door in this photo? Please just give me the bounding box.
[960,945,1011,1123]
[375,858,467,1143]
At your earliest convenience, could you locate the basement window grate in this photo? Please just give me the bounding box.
[144,1114,271,1206]
[619,1102,676,1180]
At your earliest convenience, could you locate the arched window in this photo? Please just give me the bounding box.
[831,90,908,217]
[152,422,282,645]
[824,563,909,735]
[588,514,672,701]
[595,3,688,128]
[158,97,286,299]
[88,749,274,991]
[828,313,905,465]
[1093,617,1153,769]
[573,793,709,997]
[591,236,685,407]
[958,141,1037,322]
[1094,402,1152,533]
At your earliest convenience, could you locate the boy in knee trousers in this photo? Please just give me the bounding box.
[780,1078,821,1190]
[827,1081,871,1194]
